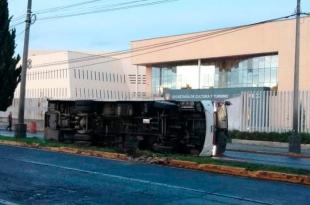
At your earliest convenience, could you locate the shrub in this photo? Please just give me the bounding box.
[229,130,310,144]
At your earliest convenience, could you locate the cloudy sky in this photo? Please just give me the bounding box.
[8,0,310,54]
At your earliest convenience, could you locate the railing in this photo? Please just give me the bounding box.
[240,91,310,133]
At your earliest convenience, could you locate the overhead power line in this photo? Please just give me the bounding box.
[24,15,295,79]
[36,0,179,21]
[38,0,155,17]
[10,0,110,25]
[10,0,179,28]
[10,21,25,29]
[11,15,26,23]
[33,0,106,14]
[29,14,295,68]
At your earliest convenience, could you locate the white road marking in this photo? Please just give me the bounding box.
[4,157,272,205]
[0,199,19,205]
[20,159,208,193]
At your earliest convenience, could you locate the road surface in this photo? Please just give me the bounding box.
[0,145,309,205]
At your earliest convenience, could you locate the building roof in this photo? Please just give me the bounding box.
[131,16,310,43]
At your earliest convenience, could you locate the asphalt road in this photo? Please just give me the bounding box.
[0,145,309,205]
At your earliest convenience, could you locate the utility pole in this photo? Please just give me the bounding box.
[15,0,32,138]
[289,0,301,153]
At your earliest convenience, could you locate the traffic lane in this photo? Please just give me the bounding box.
[222,150,310,170]
[0,158,208,205]
[0,146,309,205]
[0,156,265,205]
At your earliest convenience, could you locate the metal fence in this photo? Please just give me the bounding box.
[240,91,310,133]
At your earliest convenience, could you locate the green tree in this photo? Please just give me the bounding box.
[0,0,21,111]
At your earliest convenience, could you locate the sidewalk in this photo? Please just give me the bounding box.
[227,139,310,156]
[0,129,44,139]
[222,140,310,170]
[220,150,310,170]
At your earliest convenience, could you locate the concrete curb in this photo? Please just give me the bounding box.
[0,140,309,186]
[167,160,310,185]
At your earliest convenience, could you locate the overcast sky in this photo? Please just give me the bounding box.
[8,0,310,55]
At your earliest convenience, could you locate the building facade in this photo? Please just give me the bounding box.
[131,17,310,98]
[14,51,146,100]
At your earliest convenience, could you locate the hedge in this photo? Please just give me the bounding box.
[229,131,310,144]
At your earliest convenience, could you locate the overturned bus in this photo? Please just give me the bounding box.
[44,100,230,156]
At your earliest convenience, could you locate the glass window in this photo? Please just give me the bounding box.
[258,57,265,68]
[264,68,271,83]
[271,55,278,68]
[271,67,277,85]
[253,58,259,69]
[151,54,278,96]
[265,56,271,68]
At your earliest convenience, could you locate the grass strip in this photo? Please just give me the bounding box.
[0,135,309,176]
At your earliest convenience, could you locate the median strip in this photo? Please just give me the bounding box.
[0,136,309,186]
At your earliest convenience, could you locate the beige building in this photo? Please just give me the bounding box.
[131,16,310,98]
